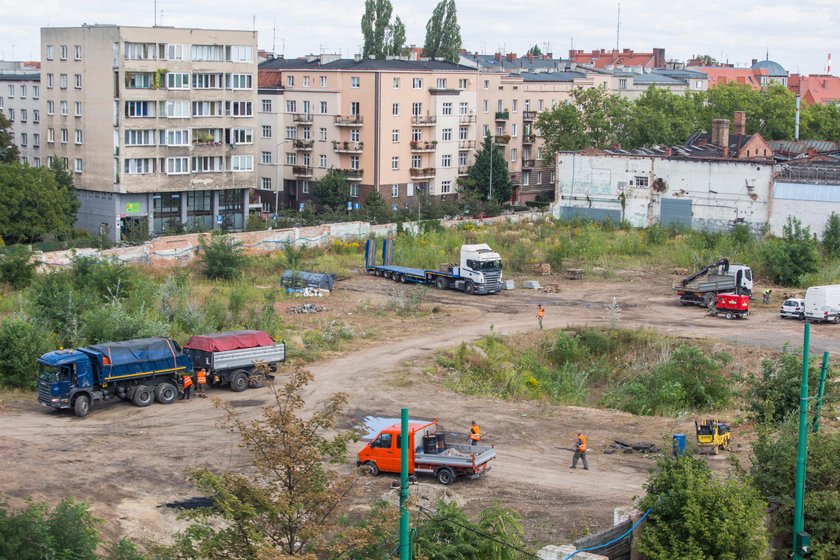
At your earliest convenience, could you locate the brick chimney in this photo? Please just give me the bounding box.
[733,111,746,136]
[664,147,673,156]
[528,53,534,63]
[506,52,517,62]
[653,48,666,67]
[494,52,502,62]
[711,118,730,149]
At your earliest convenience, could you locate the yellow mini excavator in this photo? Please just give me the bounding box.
[695,418,731,454]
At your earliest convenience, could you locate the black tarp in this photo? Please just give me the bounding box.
[280,270,335,291]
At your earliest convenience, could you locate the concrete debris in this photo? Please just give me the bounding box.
[611,440,660,454]
[287,304,328,314]
[540,284,561,294]
[522,280,542,290]
[532,263,552,275]
[565,268,584,280]
[503,279,516,290]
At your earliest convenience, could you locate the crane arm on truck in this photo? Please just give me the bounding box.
[681,258,729,287]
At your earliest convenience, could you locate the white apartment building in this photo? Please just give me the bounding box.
[41,25,259,241]
[0,70,42,166]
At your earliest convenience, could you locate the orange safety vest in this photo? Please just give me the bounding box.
[576,435,587,452]
[470,424,481,441]
[196,370,207,385]
[537,307,544,318]
[182,375,193,388]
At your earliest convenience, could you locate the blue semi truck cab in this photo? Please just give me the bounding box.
[37,337,191,417]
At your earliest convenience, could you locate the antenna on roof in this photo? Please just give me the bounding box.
[272,16,276,56]
[160,9,164,26]
[765,47,769,61]
[616,2,621,52]
[153,0,157,26]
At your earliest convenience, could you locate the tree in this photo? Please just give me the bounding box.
[822,211,840,259]
[422,0,462,63]
[197,230,246,281]
[701,82,762,134]
[0,113,19,164]
[51,158,81,228]
[626,87,702,148]
[363,190,390,224]
[635,454,768,560]
[536,88,630,154]
[360,0,395,59]
[459,133,513,203]
[754,83,796,140]
[313,168,351,211]
[760,216,819,286]
[169,368,371,559]
[693,54,718,66]
[0,498,101,560]
[800,102,840,141]
[385,16,406,57]
[526,44,542,56]
[535,101,588,154]
[0,163,79,243]
[0,245,37,289]
[0,317,56,388]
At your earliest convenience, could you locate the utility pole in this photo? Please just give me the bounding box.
[792,323,812,560]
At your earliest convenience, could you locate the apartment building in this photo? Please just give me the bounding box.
[0,69,41,166]
[41,25,259,241]
[257,56,478,211]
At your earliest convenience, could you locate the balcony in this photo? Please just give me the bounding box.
[522,134,537,144]
[495,111,509,121]
[410,140,437,152]
[459,140,476,150]
[411,115,436,126]
[294,139,314,151]
[458,165,470,176]
[522,111,537,121]
[293,113,313,123]
[333,141,364,153]
[494,134,511,145]
[410,167,437,179]
[292,165,313,177]
[522,159,536,169]
[335,115,363,126]
[459,114,476,124]
[339,169,364,181]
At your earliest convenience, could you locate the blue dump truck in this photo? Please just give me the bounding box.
[37,331,285,417]
[364,238,503,295]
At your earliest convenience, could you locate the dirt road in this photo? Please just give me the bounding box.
[0,271,836,548]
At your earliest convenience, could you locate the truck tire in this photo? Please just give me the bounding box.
[73,395,90,417]
[249,371,266,388]
[155,383,178,404]
[375,269,382,277]
[400,274,408,284]
[725,312,733,320]
[393,273,402,283]
[363,461,379,477]
[230,371,249,392]
[132,385,154,407]
[704,293,716,309]
[464,281,475,295]
[435,277,447,290]
[436,468,455,485]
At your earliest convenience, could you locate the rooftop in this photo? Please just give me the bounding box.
[260,56,477,73]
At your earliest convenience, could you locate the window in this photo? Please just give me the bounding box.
[319,127,327,141]
[60,101,68,115]
[75,129,83,144]
[226,101,253,117]
[302,153,311,167]
[261,125,271,138]
[230,155,254,171]
[538,99,544,111]
[74,102,82,116]
[411,155,421,167]
[436,78,447,89]
[635,176,649,188]
[262,99,272,112]
[512,100,518,112]
[166,72,189,89]
[74,158,83,173]
[350,101,360,116]
[319,154,327,167]
[34,157,40,167]
[33,110,39,123]
[227,74,253,89]
[192,100,223,117]
[74,45,82,60]
[286,100,297,113]
[483,80,489,89]
[287,75,294,87]
[411,102,422,116]
[46,74,54,88]
[350,155,360,170]
[193,73,223,89]
[511,123,518,137]
[286,152,296,165]
[261,177,272,189]
[392,103,399,116]
[260,151,272,164]
[483,124,489,135]
[350,184,359,198]
[550,171,555,183]
[537,171,543,185]
[524,99,531,111]
[442,128,452,141]
[6,109,12,121]
[393,77,400,88]
[510,148,517,162]
[392,129,399,142]
[19,84,27,98]
[411,128,421,141]
[191,156,224,172]
[46,45,54,60]
[442,154,451,167]
[618,78,627,90]
[74,74,82,88]
[458,102,469,115]
[19,133,27,146]
[522,171,530,186]
[191,45,223,61]
[483,99,488,113]
[20,109,27,122]
[60,45,67,60]
[412,78,422,89]
[391,184,399,197]
[351,128,360,142]
[537,146,543,159]
[231,128,253,145]
[303,76,310,87]
[125,42,157,60]
[164,43,189,60]
[6,84,13,97]
[497,99,503,112]
[164,129,190,146]
[285,126,296,139]
[47,128,55,143]
[302,127,311,140]
[125,158,155,174]
[351,76,360,88]
[126,72,152,88]
[60,128,69,144]
[391,156,399,170]
[320,76,327,87]
[459,126,468,140]
[226,45,253,62]
[442,102,452,115]
[302,181,311,194]
[166,101,190,118]
[459,78,468,89]
[32,85,39,99]
[320,101,328,114]
[59,74,67,89]
[459,152,467,166]
[124,129,155,146]
[441,180,452,194]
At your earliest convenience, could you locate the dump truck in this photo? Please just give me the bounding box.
[357,420,496,485]
[183,330,285,391]
[674,258,753,307]
[364,238,503,295]
[695,418,731,454]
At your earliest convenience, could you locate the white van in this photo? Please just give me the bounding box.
[803,285,840,324]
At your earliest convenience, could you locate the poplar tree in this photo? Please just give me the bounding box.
[360,0,393,59]
[422,0,462,63]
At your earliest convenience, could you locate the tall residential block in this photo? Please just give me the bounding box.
[41,25,259,241]
[0,67,41,167]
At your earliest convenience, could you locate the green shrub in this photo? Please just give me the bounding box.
[80,301,170,344]
[0,245,36,289]
[0,317,56,388]
[197,231,246,281]
[822,212,840,259]
[760,216,819,286]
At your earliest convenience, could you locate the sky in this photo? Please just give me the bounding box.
[1,0,838,75]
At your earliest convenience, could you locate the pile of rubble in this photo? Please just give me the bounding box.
[532,263,552,275]
[540,284,561,294]
[287,304,328,314]
[603,440,660,455]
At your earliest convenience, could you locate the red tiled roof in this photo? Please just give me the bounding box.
[690,67,765,90]
[789,74,840,104]
[258,69,283,88]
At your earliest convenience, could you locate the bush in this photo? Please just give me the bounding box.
[197,231,246,281]
[80,301,170,344]
[760,216,819,286]
[0,245,36,289]
[823,212,840,259]
[0,317,56,388]
[0,498,100,560]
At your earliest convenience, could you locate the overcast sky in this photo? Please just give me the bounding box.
[1,0,837,75]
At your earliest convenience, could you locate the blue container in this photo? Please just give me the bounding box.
[672,433,686,456]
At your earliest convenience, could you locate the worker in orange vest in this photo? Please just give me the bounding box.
[469,420,481,446]
[196,369,207,398]
[179,373,193,400]
[570,432,589,470]
[537,304,545,329]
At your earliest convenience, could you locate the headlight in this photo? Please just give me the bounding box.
[51,398,60,403]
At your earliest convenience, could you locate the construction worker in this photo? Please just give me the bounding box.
[537,304,545,330]
[196,368,207,398]
[570,432,589,470]
[469,420,481,446]
[179,373,193,400]
[762,288,773,304]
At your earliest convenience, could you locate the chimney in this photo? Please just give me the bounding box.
[751,58,758,66]
[354,53,361,62]
[711,118,730,149]
[722,146,730,158]
[653,48,666,68]
[733,111,746,136]
[506,52,517,62]
[494,52,502,62]
[528,53,534,63]
[665,147,673,157]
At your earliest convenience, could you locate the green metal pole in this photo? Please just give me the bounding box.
[813,352,830,433]
[793,323,810,560]
[400,407,410,560]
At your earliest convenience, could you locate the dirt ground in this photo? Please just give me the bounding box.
[1,268,838,550]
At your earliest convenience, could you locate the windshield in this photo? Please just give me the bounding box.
[37,364,61,384]
[477,260,502,271]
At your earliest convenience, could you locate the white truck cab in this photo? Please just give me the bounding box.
[456,244,503,294]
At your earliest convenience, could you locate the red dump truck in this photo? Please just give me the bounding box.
[357,420,496,485]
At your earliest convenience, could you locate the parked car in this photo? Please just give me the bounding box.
[780,298,806,320]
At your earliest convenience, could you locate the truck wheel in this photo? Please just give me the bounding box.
[393,273,402,282]
[363,461,379,477]
[799,312,805,321]
[725,312,733,320]
[249,371,266,388]
[435,277,447,290]
[704,293,716,309]
[465,282,475,295]
[375,269,382,277]
[230,371,249,392]
[132,385,154,407]
[155,383,178,404]
[73,395,90,417]
[436,468,455,485]
[400,274,408,284]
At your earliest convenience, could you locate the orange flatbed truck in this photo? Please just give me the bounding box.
[357,420,496,485]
